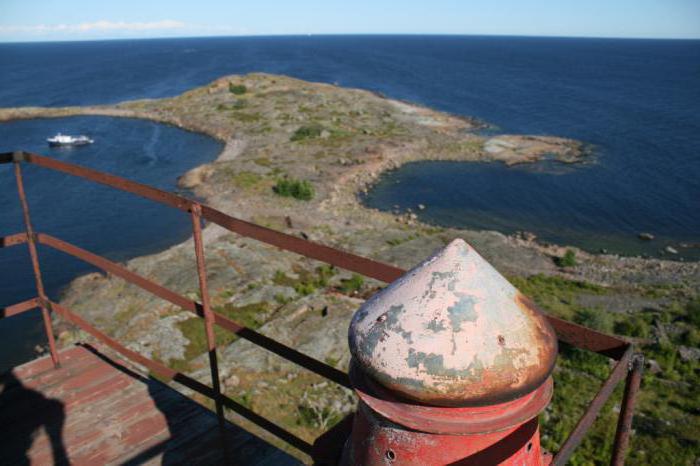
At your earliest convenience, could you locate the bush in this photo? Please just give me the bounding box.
[290,125,323,142]
[229,83,247,95]
[273,178,315,201]
[555,249,577,267]
[339,274,364,295]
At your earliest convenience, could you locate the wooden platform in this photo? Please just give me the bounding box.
[0,345,299,465]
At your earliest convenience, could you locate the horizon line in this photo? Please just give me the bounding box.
[2,32,700,45]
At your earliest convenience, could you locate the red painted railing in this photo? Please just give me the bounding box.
[0,151,642,464]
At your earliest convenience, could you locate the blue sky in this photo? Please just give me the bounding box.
[1,0,699,42]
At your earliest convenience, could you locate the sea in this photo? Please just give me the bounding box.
[0,35,698,370]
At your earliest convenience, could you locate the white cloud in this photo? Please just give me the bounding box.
[0,20,186,35]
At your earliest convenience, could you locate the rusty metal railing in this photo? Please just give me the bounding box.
[0,151,642,464]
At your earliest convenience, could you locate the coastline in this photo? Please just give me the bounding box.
[2,73,698,462]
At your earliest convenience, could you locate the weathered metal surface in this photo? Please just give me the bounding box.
[342,401,546,466]
[611,353,644,466]
[552,346,633,466]
[349,238,557,406]
[0,232,28,248]
[0,346,298,465]
[14,162,60,368]
[190,202,228,456]
[350,362,553,435]
[1,297,40,319]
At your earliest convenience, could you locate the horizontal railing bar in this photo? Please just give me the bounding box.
[38,233,196,310]
[200,206,404,283]
[37,233,351,388]
[1,232,28,248]
[21,153,630,356]
[545,315,630,360]
[211,312,350,388]
[551,346,633,466]
[50,300,214,397]
[24,152,192,212]
[51,300,314,456]
[22,152,404,283]
[1,297,40,319]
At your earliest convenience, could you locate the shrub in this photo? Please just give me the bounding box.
[339,274,364,295]
[290,125,323,142]
[555,249,577,268]
[229,83,247,95]
[273,178,315,201]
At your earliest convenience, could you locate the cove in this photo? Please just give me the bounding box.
[362,159,699,262]
[0,116,222,370]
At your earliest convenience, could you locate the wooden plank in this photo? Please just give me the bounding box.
[0,345,300,465]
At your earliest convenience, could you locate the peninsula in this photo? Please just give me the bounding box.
[1,74,697,464]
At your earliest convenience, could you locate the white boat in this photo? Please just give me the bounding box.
[47,133,94,147]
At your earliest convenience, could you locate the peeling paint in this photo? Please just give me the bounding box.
[348,238,558,406]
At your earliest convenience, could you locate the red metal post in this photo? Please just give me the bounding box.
[190,203,228,450]
[14,160,60,368]
[344,239,558,465]
[610,353,644,466]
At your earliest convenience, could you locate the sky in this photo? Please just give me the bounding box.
[1,0,699,43]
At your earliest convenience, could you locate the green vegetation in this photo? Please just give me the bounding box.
[290,125,323,142]
[273,265,338,297]
[555,249,577,267]
[510,274,700,465]
[386,233,419,246]
[339,274,364,295]
[229,83,247,95]
[173,302,270,370]
[230,171,262,189]
[230,111,262,123]
[273,177,315,201]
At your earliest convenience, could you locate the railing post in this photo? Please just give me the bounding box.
[190,203,228,454]
[13,159,60,368]
[610,353,644,466]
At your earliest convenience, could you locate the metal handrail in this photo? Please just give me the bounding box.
[0,150,642,464]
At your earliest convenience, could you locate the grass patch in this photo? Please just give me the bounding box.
[231,171,262,189]
[273,177,315,201]
[512,274,700,464]
[229,83,247,95]
[273,265,337,297]
[175,302,270,369]
[386,233,419,246]
[555,249,577,267]
[290,125,323,142]
[254,157,272,167]
[230,111,262,123]
[339,274,364,295]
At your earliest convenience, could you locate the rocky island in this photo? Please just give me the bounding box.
[1,74,698,464]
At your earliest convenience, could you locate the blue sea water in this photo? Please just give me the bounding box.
[0,35,698,369]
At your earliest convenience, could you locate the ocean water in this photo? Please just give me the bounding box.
[0,35,698,368]
[0,116,221,371]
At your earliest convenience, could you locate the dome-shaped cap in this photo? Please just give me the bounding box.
[348,239,557,406]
